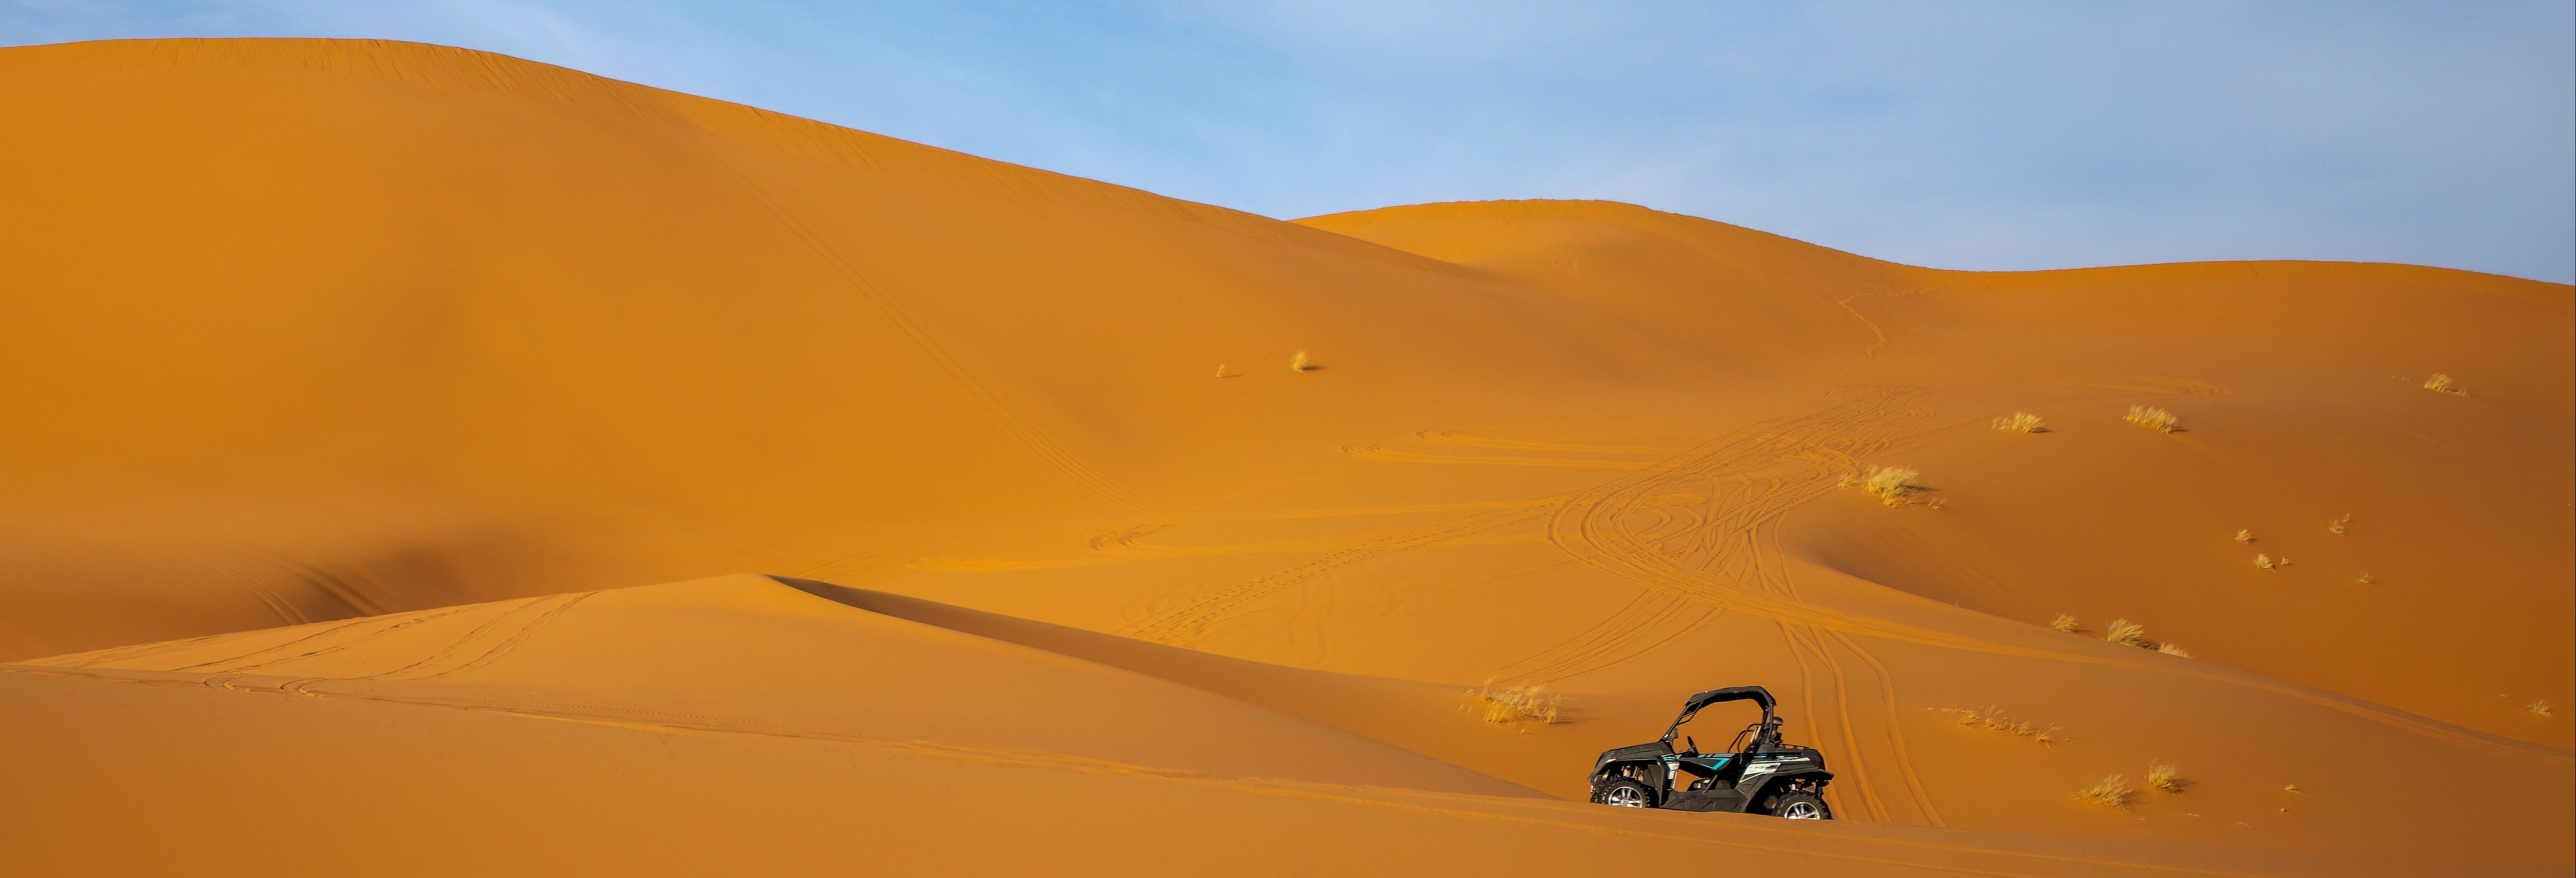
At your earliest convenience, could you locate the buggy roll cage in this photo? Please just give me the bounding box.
[1658,686,1779,749]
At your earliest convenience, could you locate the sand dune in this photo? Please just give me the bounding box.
[1,37,2568,874]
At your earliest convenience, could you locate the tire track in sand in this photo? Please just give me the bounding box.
[1492,390,1935,684]
[1123,397,1916,650]
[1482,389,1950,825]
[407,592,597,680]
[167,606,483,675]
[357,594,565,680]
[1120,501,1559,646]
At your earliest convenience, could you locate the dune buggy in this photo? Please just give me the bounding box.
[1586,685,1834,819]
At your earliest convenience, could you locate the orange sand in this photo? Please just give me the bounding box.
[1,38,2568,875]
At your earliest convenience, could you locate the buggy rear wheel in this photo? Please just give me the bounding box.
[1760,789,1832,819]
[1592,777,1656,808]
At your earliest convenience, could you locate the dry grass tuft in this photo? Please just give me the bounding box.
[1936,706,2066,745]
[2422,373,2464,395]
[2105,618,2152,649]
[2233,528,2254,542]
[2532,701,2555,718]
[2075,775,2137,810]
[2124,406,2180,432]
[1992,412,2047,433]
[2099,618,2187,656]
[1464,681,1563,728]
[2327,514,2351,536]
[1849,466,1923,506]
[2253,554,2276,570]
[2147,763,2191,793]
[2048,613,2081,633]
[2101,618,2187,655]
[1289,351,1317,372]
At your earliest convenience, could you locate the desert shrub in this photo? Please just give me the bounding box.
[2327,514,2351,536]
[2356,572,2375,584]
[2422,373,2463,394]
[2048,613,2081,633]
[1290,351,1316,372]
[2532,701,2555,718]
[2099,618,2185,654]
[2234,528,2254,543]
[2074,775,2136,810]
[1992,412,2046,433]
[2253,554,2276,570]
[2147,763,2191,793]
[1464,681,1562,728]
[2124,406,2180,432]
[1852,466,1922,506]
[2105,618,2151,649]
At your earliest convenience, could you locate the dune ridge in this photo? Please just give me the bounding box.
[1,37,2568,874]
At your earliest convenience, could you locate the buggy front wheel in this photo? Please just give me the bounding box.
[1592,778,1656,808]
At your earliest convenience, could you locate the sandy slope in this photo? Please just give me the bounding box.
[18,574,1534,795]
[0,577,2534,877]
[1,37,2569,873]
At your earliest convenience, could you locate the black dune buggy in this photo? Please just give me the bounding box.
[1586,685,1834,819]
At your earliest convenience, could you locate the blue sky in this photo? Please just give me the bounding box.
[7,1,2571,282]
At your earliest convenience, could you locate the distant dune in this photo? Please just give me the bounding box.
[2,38,2567,875]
